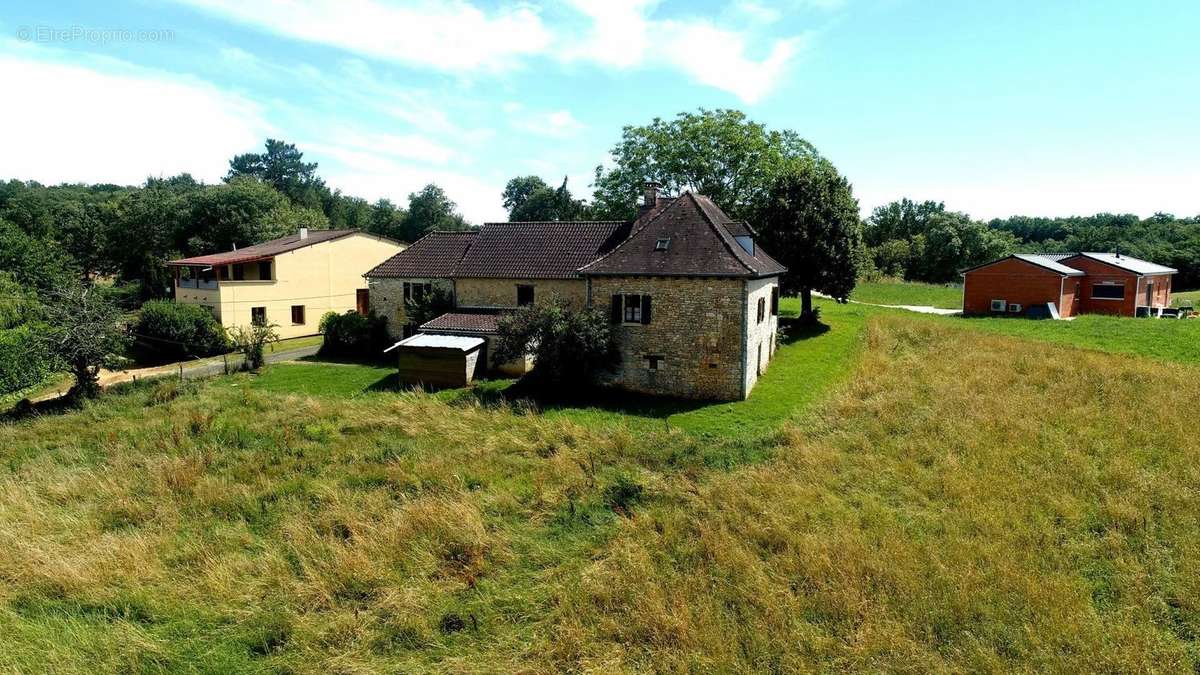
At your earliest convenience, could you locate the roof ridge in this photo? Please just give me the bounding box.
[688,193,755,274]
[577,193,690,273]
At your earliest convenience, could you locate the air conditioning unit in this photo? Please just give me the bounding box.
[990,299,1006,312]
[1008,303,1022,313]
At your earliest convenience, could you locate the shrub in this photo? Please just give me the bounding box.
[318,311,391,361]
[228,322,279,371]
[603,473,645,514]
[0,325,56,396]
[133,301,229,360]
[494,301,616,388]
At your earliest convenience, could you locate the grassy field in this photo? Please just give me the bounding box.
[850,279,962,309]
[1174,288,1200,307]
[2,314,1198,671]
[227,300,873,441]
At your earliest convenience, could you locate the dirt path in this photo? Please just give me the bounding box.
[31,345,322,402]
[813,292,961,315]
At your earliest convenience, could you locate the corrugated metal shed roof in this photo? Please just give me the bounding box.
[1070,252,1177,275]
[384,333,485,352]
[167,230,367,267]
[1012,253,1087,276]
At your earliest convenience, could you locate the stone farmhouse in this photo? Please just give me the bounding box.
[365,185,786,400]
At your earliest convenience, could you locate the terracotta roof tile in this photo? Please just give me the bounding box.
[453,221,631,279]
[365,231,476,278]
[168,229,364,266]
[579,193,786,278]
[420,311,502,334]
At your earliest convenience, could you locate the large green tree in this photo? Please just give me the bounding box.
[187,177,328,253]
[40,282,131,400]
[865,199,1017,283]
[591,109,819,220]
[755,160,863,324]
[502,175,591,221]
[226,139,327,210]
[402,184,470,239]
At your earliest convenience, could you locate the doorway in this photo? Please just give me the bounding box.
[356,288,370,315]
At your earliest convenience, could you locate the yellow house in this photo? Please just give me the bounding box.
[167,228,405,339]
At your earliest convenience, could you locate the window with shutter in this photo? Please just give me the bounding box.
[610,294,622,323]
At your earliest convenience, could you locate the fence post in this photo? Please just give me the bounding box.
[223,353,229,375]
[179,363,184,383]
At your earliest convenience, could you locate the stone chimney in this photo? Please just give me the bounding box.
[642,181,661,208]
[299,227,309,240]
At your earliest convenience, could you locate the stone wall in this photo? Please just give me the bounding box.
[742,276,780,395]
[588,276,748,400]
[456,277,586,310]
[367,277,454,339]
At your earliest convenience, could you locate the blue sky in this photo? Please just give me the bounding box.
[1,0,1197,223]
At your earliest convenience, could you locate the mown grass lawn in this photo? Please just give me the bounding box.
[230,298,871,441]
[850,279,962,308]
[1174,288,1200,306]
[2,315,1198,672]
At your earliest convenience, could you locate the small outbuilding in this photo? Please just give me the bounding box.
[962,252,1176,318]
[384,333,486,388]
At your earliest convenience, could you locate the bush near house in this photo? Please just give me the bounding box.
[318,310,391,361]
[0,325,56,396]
[132,301,229,361]
[494,302,616,388]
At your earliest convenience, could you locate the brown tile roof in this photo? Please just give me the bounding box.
[453,221,631,279]
[579,193,786,278]
[364,231,476,278]
[420,311,502,334]
[167,229,366,266]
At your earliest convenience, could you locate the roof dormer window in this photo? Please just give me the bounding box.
[734,235,754,255]
[655,237,671,251]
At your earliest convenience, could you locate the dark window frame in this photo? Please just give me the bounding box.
[654,237,671,251]
[757,297,766,323]
[770,286,779,316]
[645,354,663,372]
[291,305,305,325]
[517,284,535,307]
[251,306,266,326]
[1091,282,1125,300]
[257,260,272,281]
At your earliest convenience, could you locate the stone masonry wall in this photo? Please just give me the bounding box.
[742,276,780,395]
[455,278,587,310]
[367,277,454,339]
[589,276,747,400]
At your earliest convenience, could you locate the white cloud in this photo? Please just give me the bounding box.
[175,0,552,72]
[315,145,505,223]
[657,21,807,104]
[186,0,810,103]
[327,129,457,165]
[0,51,270,185]
[503,103,585,138]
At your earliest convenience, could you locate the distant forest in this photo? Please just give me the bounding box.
[2,138,1197,313]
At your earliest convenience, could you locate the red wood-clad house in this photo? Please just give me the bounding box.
[962,252,1176,318]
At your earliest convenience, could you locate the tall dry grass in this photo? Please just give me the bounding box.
[0,316,1198,672]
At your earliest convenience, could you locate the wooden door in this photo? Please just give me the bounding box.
[356,288,369,315]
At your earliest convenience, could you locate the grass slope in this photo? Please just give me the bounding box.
[851,279,963,309]
[2,315,1198,671]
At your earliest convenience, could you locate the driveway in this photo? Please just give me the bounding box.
[32,344,321,402]
[813,292,961,315]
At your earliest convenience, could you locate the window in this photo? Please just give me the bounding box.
[291,305,305,325]
[654,237,671,251]
[403,281,432,303]
[517,284,535,307]
[1092,283,1125,300]
[611,293,652,325]
[990,299,1006,312]
[757,297,766,323]
[251,307,266,325]
[217,266,229,280]
[771,287,779,316]
[257,260,272,280]
[232,264,245,281]
[645,354,663,372]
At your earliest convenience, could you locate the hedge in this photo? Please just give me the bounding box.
[132,301,229,361]
[0,326,56,396]
[318,311,391,361]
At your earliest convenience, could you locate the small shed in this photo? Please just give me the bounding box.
[385,333,486,388]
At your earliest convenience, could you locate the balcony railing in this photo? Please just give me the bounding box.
[178,278,218,290]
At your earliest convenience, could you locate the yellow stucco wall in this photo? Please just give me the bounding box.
[175,232,405,340]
